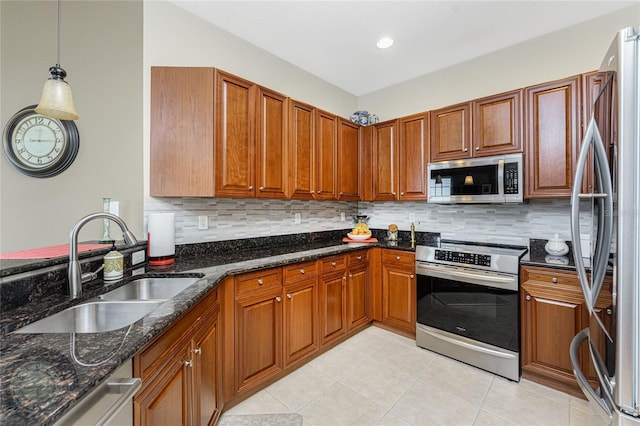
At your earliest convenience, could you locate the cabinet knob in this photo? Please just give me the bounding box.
[396,256,400,260]
[340,192,344,195]
[356,256,362,261]
[552,277,558,283]
[259,186,265,192]
[349,274,353,278]
[342,276,347,281]
[300,269,305,274]
[331,262,337,267]
[525,295,531,301]
[392,191,396,195]
[463,148,468,152]
[410,274,415,279]
[276,296,282,302]
[475,146,480,151]
[287,294,292,299]
[400,192,404,196]
[248,186,254,191]
[606,308,613,315]
[258,279,264,285]
[194,348,202,355]
[311,191,315,194]
[185,360,193,368]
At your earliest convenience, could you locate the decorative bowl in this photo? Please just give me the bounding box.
[347,233,371,241]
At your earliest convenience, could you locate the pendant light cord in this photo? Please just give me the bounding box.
[56,0,61,68]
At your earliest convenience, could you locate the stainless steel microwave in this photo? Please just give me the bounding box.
[427,153,523,204]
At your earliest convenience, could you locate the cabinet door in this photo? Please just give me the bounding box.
[521,285,588,394]
[398,113,428,200]
[289,100,315,199]
[283,279,319,368]
[193,310,221,426]
[235,288,283,393]
[315,110,338,199]
[150,67,215,197]
[347,264,369,330]
[430,102,471,162]
[135,346,192,426]
[524,75,581,198]
[214,70,256,197]
[319,273,347,345]
[371,120,398,201]
[381,264,416,333]
[256,87,288,199]
[472,90,522,156]
[337,118,361,200]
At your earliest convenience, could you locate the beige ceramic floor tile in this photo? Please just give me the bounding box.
[569,406,608,426]
[376,410,412,426]
[308,345,369,381]
[265,364,336,411]
[298,382,387,426]
[337,326,395,356]
[222,389,291,416]
[482,377,570,426]
[339,356,416,410]
[473,409,517,426]
[391,379,480,426]
[417,355,494,406]
[371,340,437,377]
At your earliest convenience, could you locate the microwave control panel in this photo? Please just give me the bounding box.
[434,250,491,267]
[504,162,519,195]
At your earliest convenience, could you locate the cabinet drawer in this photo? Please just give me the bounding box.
[382,250,415,267]
[284,260,319,283]
[236,268,282,296]
[321,255,347,274]
[348,250,368,266]
[520,266,581,290]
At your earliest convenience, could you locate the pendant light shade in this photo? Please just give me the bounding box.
[35,0,79,120]
[36,66,79,120]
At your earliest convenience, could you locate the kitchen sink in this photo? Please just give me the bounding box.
[13,300,165,334]
[97,277,202,301]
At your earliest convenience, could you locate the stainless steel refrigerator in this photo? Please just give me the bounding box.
[570,27,640,425]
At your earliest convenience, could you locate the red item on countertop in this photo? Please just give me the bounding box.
[0,243,111,260]
[342,237,378,243]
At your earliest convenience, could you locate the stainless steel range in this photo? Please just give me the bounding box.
[415,241,527,381]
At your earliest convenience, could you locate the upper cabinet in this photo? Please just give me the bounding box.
[150,67,215,197]
[430,90,522,162]
[337,118,361,201]
[315,109,339,200]
[256,86,289,199]
[288,100,316,200]
[524,75,581,198]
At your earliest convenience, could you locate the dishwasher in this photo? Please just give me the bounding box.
[53,359,140,426]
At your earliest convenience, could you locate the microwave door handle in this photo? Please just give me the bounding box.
[571,118,596,310]
[498,159,504,196]
[570,329,613,422]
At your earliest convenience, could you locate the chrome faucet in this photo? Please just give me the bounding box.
[68,212,138,299]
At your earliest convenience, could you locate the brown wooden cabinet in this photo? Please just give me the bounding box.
[370,120,397,201]
[256,86,289,198]
[380,250,416,334]
[520,265,613,398]
[524,75,582,198]
[134,289,221,426]
[150,67,215,197]
[347,251,370,330]
[319,255,348,345]
[288,100,316,200]
[430,102,471,162]
[337,118,361,200]
[315,109,339,200]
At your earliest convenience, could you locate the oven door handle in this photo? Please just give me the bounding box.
[416,263,518,291]
[421,326,518,360]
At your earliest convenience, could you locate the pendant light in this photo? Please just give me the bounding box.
[35,0,79,120]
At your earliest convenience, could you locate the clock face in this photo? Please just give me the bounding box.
[2,105,79,178]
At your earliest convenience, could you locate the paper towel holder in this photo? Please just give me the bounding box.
[148,213,175,266]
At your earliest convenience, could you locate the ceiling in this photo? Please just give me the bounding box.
[168,1,635,96]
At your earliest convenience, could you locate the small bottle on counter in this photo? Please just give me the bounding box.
[103,241,124,281]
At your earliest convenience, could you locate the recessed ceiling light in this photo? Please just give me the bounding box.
[376,37,394,49]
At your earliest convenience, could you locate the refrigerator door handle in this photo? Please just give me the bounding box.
[570,329,613,423]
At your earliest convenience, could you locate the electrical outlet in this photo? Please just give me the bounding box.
[340,212,346,222]
[131,250,145,266]
[409,213,416,223]
[198,215,208,230]
[294,213,301,224]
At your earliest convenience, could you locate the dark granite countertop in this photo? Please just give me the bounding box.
[0,229,435,425]
[520,238,579,271]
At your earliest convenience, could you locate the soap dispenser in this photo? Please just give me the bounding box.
[103,241,124,281]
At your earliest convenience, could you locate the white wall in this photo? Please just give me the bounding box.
[358,5,640,120]
[0,1,143,252]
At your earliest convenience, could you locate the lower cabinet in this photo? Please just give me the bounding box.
[134,289,221,426]
[347,251,370,330]
[318,257,348,345]
[520,265,613,398]
[381,250,416,334]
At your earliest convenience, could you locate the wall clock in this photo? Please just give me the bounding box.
[2,105,79,178]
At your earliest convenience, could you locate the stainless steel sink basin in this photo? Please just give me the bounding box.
[97,277,201,301]
[14,300,165,334]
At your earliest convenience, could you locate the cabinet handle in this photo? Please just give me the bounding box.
[311,190,315,194]
[525,295,531,301]
[392,191,396,195]
[259,186,265,192]
[194,348,202,355]
[258,279,264,285]
[606,308,612,315]
[349,274,353,278]
[463,148,468,152]
[342,276,347,281]
[552,277,558,283]
[317,190,321,194]
[356,256,362,261]
[185,360,193,368]
[248,186,254,191]
[410,274,415,279]
[276,296,282,302]
[475,147,479,151]
[331,262,337,267]
[400,192,404,196]
[396,256,400,261]
[340,192,344,195]
[300,269,305,274]
[287,294,292,299]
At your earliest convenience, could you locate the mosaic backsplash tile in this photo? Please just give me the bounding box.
[145,197,586,248]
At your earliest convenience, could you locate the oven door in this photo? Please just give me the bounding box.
[416,262,519,352]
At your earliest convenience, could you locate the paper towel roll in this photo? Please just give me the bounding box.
[148,213,175,265]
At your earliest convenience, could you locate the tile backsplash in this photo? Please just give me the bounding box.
[145,197,581,247]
